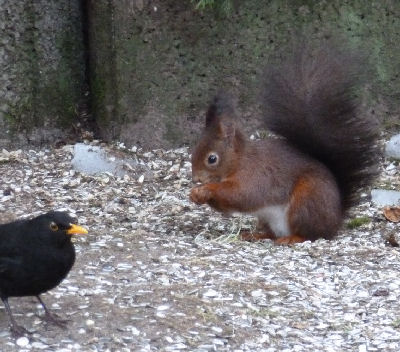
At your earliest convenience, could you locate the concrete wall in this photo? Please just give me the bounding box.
[0,0,85,147]
[88,0,400,149]
[1,0,399,149]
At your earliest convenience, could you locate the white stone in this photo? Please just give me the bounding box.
[385,134,400,159]
[371,189,400,206]
[16,337,29,347]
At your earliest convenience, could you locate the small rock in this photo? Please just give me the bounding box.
[385,134,400,159]
[203,289,219,298]
[251,289,265,298]
[31,341,49,349]
[16,336,30,347]
[211,326,223,334]
[359,344,367,352]
[86,319,95,327]
[371,189,400,206]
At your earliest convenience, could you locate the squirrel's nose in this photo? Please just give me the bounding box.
[192,169,203,184]
[192,174,201,184]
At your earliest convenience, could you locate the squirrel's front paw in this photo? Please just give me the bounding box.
[190,186,212,204]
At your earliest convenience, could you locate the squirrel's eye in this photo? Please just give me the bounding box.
[207,154,218,165]
[49,222,59,231]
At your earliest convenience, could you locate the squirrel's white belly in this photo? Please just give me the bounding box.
[253,204,290,238]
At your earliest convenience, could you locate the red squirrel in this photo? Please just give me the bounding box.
[189,43,379,244]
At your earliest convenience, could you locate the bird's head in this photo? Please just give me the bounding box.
[29,211,88,244]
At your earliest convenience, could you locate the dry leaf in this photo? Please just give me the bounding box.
[383,206,400,223]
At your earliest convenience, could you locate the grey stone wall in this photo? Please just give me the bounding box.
[88,0,400,149]
[1,1,399,149]
[0,0,85,147]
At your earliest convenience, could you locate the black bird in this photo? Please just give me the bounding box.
[0,211,88,336]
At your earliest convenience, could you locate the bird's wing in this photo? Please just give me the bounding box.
[0,256,23,278]
[0,222,27,278]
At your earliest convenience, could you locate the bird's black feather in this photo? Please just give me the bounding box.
[0,211,85,336]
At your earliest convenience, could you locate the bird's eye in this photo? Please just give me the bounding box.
[49,222,59,231]
[207,153,219,166]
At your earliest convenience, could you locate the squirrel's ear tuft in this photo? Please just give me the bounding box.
[205,102,218,127]
[205,92,236,128]
[217,118,235,141]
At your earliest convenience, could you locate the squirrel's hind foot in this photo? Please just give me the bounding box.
[275,234,307,245]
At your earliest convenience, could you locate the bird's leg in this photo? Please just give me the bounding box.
[1,297,30,337]
[36,295,68,328]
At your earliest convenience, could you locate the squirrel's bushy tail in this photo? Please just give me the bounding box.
[262,42,380,211]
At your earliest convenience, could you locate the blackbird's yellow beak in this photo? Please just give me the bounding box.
[66,224,88,235]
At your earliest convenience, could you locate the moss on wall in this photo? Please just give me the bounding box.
[87,0,118,138]
[0,0,85,147]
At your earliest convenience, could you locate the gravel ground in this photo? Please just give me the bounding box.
[0,140,399,352]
